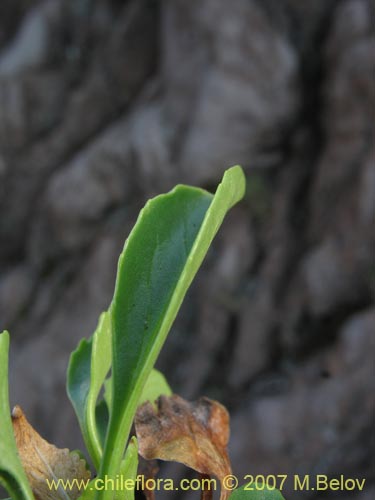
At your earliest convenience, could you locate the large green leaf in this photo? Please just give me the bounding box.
[67,312,111,468]
[229,484,285,500]
[0,331,34,500]
[97,166,245,500]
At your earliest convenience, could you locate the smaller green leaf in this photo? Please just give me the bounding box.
[86,313,111,460]
[138,369,172,407]
[0,331,34,500]
[67,312,111,468]
[67,338,93,459]
[229,483,285,500]
[104,369,172,410]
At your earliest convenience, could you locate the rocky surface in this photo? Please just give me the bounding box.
[0,1,373,499]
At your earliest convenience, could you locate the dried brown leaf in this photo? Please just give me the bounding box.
[12,405,91,500]
[135,395,232,500]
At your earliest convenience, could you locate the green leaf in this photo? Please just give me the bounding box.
[229,484,286,500]
[67,312,111,468]
[0,331,34,500]
[98,166,245,500]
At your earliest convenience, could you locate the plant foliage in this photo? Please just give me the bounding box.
[0,166,285,499]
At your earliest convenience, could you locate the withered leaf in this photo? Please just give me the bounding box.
[135,395,232,500]
[12,405,91,500]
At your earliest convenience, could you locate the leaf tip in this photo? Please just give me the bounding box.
[11,405,23,419]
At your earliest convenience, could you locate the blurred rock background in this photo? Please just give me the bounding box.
[0,0,374,498]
